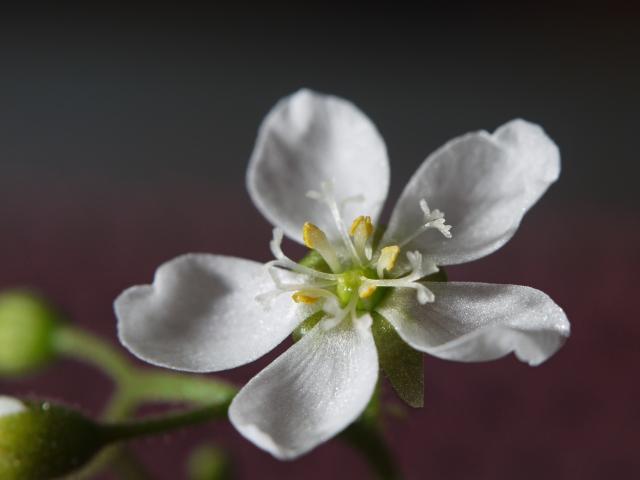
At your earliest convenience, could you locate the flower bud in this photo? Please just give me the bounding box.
[188,444,233,480]
[0,396,104,480]
[0,290,61,376]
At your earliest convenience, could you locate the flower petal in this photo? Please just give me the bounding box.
[247,89,390,243]
[0,396,26,417]
[229,318,379,459]
[376,282,570,366]
[385,119,560,265]
[115,254,303,372]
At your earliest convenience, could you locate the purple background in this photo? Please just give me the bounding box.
[1,4,639,479]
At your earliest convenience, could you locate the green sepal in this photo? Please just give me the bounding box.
[0,400,103,480]
[291,310,325,343]
[371,311,424,408]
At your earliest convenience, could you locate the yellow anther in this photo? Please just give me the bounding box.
[301,222,341,272]
[380,245,400,269]
[350,216,375,262]
[349,216,374,238]
[292,292,319,304]
[358,284,377,299]
[302,222,328,249]
[377,245,400,278]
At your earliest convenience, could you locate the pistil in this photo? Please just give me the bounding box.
[397,199,452,248]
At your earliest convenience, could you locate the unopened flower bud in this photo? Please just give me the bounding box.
[0,290,61,376]
[188,444,233,480]
[0,396,103,480]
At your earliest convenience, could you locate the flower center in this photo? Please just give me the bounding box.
[335,267,387,311]
[259,181,452,331]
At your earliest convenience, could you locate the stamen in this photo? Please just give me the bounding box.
[398,199,452,248]
[265,267,335,292]
[364,245,373,261]
[302,222,342,272]
[292,292,320,304]
[268,229,339,281]
[358,283,377,299]
[349,215,374,237]
[362,251,437,304]
[349,216,374,261]
[258,264,338,308]
[306,181,363,266]
[376,245,400,278]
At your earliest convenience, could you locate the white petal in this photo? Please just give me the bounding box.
[385,119,560,265]
[229,318,378,459]
[115,254,303,372]
[247,89,390,243]
[377,282,570,366]
[0,396,26,418]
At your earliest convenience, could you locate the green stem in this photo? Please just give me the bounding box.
[126,371,236,407]
[55,324,402,479]
[100,404,229,444]
[54,325,134,385]
[103,390,137,421]
[54,325,237,409]
[341,420,403,480]
[54,325,238,480]
[338,383,403,479]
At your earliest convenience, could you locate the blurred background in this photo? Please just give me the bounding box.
[1,2,638,479]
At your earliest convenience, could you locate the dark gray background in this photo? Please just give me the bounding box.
[1,3,638,208]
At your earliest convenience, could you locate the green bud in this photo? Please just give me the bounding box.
[0,290,61,376]
[0,396,104,480]
[187,444,233,480]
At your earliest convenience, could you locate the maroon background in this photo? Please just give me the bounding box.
[1,181,638,479]
[1,3,639,478]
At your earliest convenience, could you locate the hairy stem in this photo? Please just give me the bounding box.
[100,404,230,444]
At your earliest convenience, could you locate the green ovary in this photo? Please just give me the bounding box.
[336,268,387,311]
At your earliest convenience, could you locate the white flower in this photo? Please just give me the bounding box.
[115,89,570,459]
[0,396,26,418]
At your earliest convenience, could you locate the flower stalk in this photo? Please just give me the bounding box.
[100,404,230,444]
[51,322,402,479]
[53,324,237,411]
[341,421,402,480]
